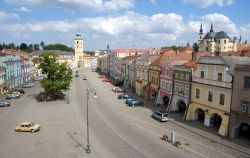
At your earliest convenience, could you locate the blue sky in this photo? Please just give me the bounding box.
[0,0,249,50]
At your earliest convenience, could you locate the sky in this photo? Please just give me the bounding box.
[0,0,250,51]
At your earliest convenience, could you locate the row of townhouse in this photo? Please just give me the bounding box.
[0,49,34,94]
[97,49,250,139]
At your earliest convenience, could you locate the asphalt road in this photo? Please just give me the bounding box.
[0,68,249,158]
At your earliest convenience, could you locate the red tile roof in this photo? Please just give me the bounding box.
[183,60,197,69]
[2,49,32,59]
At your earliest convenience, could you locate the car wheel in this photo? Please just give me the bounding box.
[31,129,35,133]
[158,118,161,122]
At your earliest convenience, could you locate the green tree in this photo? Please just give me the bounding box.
[44,44,74,52]
[34,44,40,51]
[32,52,73,99]
[20,43,28,50]
[40,41,45,50]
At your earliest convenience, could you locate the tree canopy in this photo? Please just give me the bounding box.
[44,44,74,52]
[32,52,73,99]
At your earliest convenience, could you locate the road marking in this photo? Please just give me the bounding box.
[132,123,210,158]
[182,146,209,158]
[120,112,237,158]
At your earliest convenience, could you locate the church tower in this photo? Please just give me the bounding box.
[74,32,84,68]
[198,23,203,42]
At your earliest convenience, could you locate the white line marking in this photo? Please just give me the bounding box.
[182,146,209,158]
[133,123,210,158]
[120,112,237,158]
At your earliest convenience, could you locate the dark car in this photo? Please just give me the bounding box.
[76,70,79,73]
[125,98,135,104]
[13,88,25,95]
[118,94,132,100]
[128,100,144,107]
[0,101,10,107]
[75,74,79,78]
[152,111,169,122]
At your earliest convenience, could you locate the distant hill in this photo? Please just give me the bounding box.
[44,44,74,52]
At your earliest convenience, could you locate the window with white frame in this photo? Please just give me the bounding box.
[166,68,169,76]
[175,73,179,78]
[174,83,179,94]
[186,74,189,81]
[179,84,184,96]
[180,73,184,80]
[241,100,249,112]
[161,80,164,88]
[165,81,168,89]
[169,82,172,90]
[200,71,205,78]
[218,73,222,81]
[184,85,189,96]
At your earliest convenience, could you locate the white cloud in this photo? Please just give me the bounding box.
[0,21,76,32]
[239,23,250,42]
[5,0,134,11]
[183,0,234,8]
[150,0,156,5]
[0,12,247,49]
[0,11,19,21]
[15,6,32,13]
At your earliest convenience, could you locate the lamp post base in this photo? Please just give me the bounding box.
[86,144,91,153]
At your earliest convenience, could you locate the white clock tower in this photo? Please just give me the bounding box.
[74,32,84,68]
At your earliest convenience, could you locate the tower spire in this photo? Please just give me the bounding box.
[210,23,214,32]
[199,22,203,33]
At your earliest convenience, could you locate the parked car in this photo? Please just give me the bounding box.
[15,122,41,132]
[125,98,135,104]
[22,83,34,88]
[75,74,79,78]
[112,87,119,92]
[114,87,124,93]
[35,76,44,81]
[152,111,169,122]
[83,76,87,80]
[128,100,144,107]
[13,88,25,94]
[0,101,10,107]
[114,81,124,86]
[6,92,21,99]
[102,78,111,82]
[118,94,132,100]
[75,70,79,73]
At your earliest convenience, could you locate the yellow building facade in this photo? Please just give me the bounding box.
[186,56,233,136]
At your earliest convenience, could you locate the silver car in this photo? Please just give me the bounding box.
[152,111,169,122]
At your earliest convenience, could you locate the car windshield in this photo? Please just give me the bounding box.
[28,122,34,126]
[163,114,168,117]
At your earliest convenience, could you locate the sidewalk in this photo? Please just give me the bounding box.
[123,86,250,156]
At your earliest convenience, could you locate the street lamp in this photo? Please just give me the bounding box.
[85,88,97,153]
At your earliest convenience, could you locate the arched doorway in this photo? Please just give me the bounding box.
[210,113,222,128]
[178,101,186,113]
[163,96,170,107]
[194,108,205,122]
[239,123,250,139]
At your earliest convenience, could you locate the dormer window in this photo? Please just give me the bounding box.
[200,71,204,78]
[218,73,222,81]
